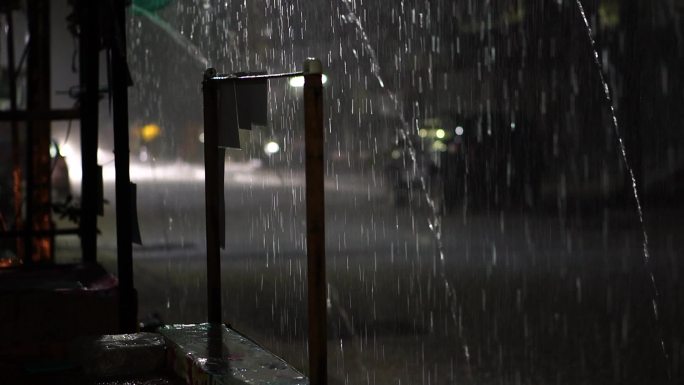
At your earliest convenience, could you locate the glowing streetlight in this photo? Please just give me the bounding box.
[288,74,328,88]
[140,123,161,142]
[264,141,280,155]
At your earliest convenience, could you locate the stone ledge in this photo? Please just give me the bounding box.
[160,323,308,385]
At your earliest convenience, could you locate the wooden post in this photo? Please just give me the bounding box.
[303,58,327,385]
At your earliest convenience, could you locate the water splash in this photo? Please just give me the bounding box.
[338,0,472,375]
[575,0,669,371]
[132,4,210,68]
[338,0,443,263]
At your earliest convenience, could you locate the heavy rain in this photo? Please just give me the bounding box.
[14,0,683,383]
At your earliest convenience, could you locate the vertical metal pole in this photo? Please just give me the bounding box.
[4,9,23,261]
[112,0,137,332]
[303,58,327,385]
[78,0,99,264]
[202,69,222,325]
[26,0,52,264]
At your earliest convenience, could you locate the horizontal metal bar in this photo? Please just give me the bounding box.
[0,228,80,238]
[0,109,80,122]
[210,71,304,82]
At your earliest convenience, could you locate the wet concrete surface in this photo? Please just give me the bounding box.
[54,167,684,385]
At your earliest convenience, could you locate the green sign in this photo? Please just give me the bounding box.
[132,0,172,12]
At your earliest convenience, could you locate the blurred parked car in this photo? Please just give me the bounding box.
[438,114,544,212]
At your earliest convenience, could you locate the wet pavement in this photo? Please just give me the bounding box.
[52,166,683,385]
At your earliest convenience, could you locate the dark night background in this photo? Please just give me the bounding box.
[2,0,684,384]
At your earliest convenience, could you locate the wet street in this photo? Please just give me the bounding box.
[56,162,682,385]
